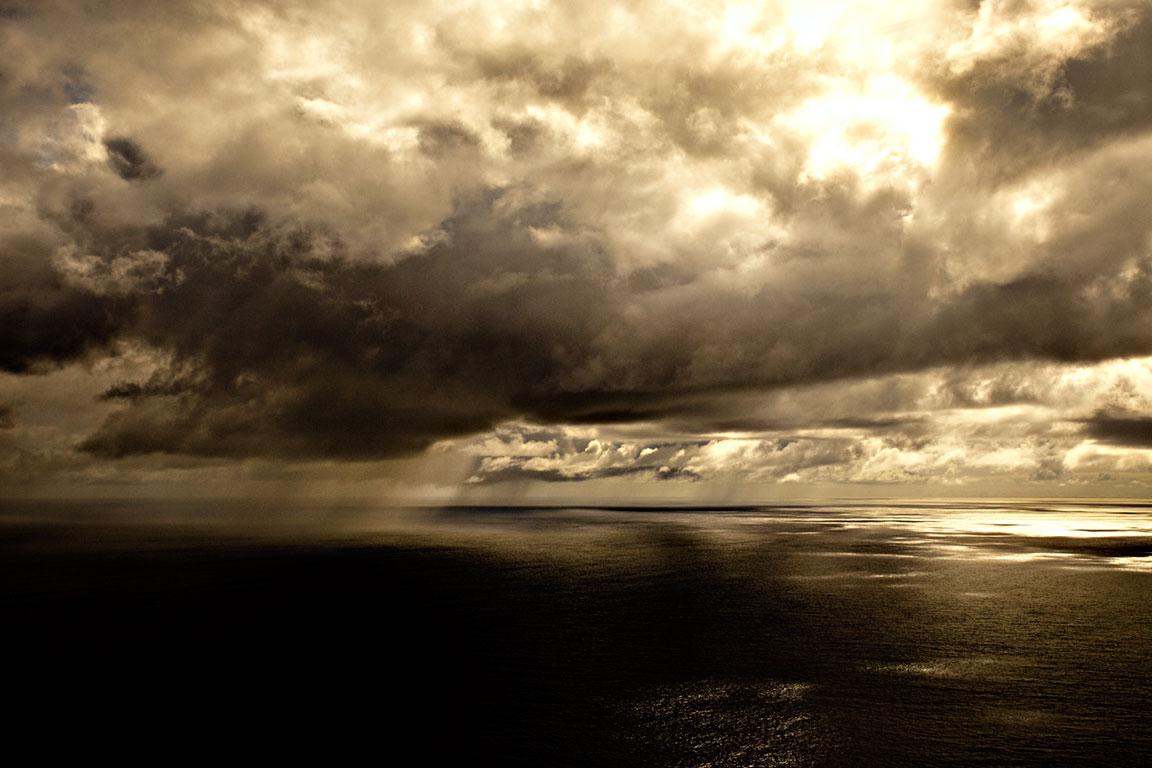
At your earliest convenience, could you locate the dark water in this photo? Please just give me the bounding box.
[4,499,1152,763]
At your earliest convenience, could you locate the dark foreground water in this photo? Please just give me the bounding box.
[4,499,1152,764]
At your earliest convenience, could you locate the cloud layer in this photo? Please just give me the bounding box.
[2,0,1152,495]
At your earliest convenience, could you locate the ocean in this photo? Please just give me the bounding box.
[4,499,1151,764]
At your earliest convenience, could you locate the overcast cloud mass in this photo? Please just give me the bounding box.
[2,0,1152,500]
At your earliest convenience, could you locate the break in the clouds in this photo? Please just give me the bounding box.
[2,0,1152,498]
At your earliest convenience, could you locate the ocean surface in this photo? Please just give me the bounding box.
[4,499,1152,764]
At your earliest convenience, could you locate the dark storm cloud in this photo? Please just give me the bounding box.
[922,269,1152,365]
[74,196,617,458]
[103,137,162,181]
[0,237,127,373]
[6,184,1151,461]
[491,116,547,156]
[935,6,1152,182]
[1083,412,1152,447]
[415,119,482,158]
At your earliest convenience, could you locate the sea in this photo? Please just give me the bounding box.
[3,499,1151,764]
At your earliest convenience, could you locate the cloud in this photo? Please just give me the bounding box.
[66,197,616,458]
[103,137,163,181]
[1,0,1151,493]
[0,237,129,373]
[937,4,1152,183]
[1083,412,1152,447]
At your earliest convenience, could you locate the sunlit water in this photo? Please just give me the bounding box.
[4,499,1151,764]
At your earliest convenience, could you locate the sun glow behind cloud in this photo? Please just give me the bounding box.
[237,1,962,198]
[780,75,951,188]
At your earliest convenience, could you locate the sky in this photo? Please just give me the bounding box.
[2,0,1152,502]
